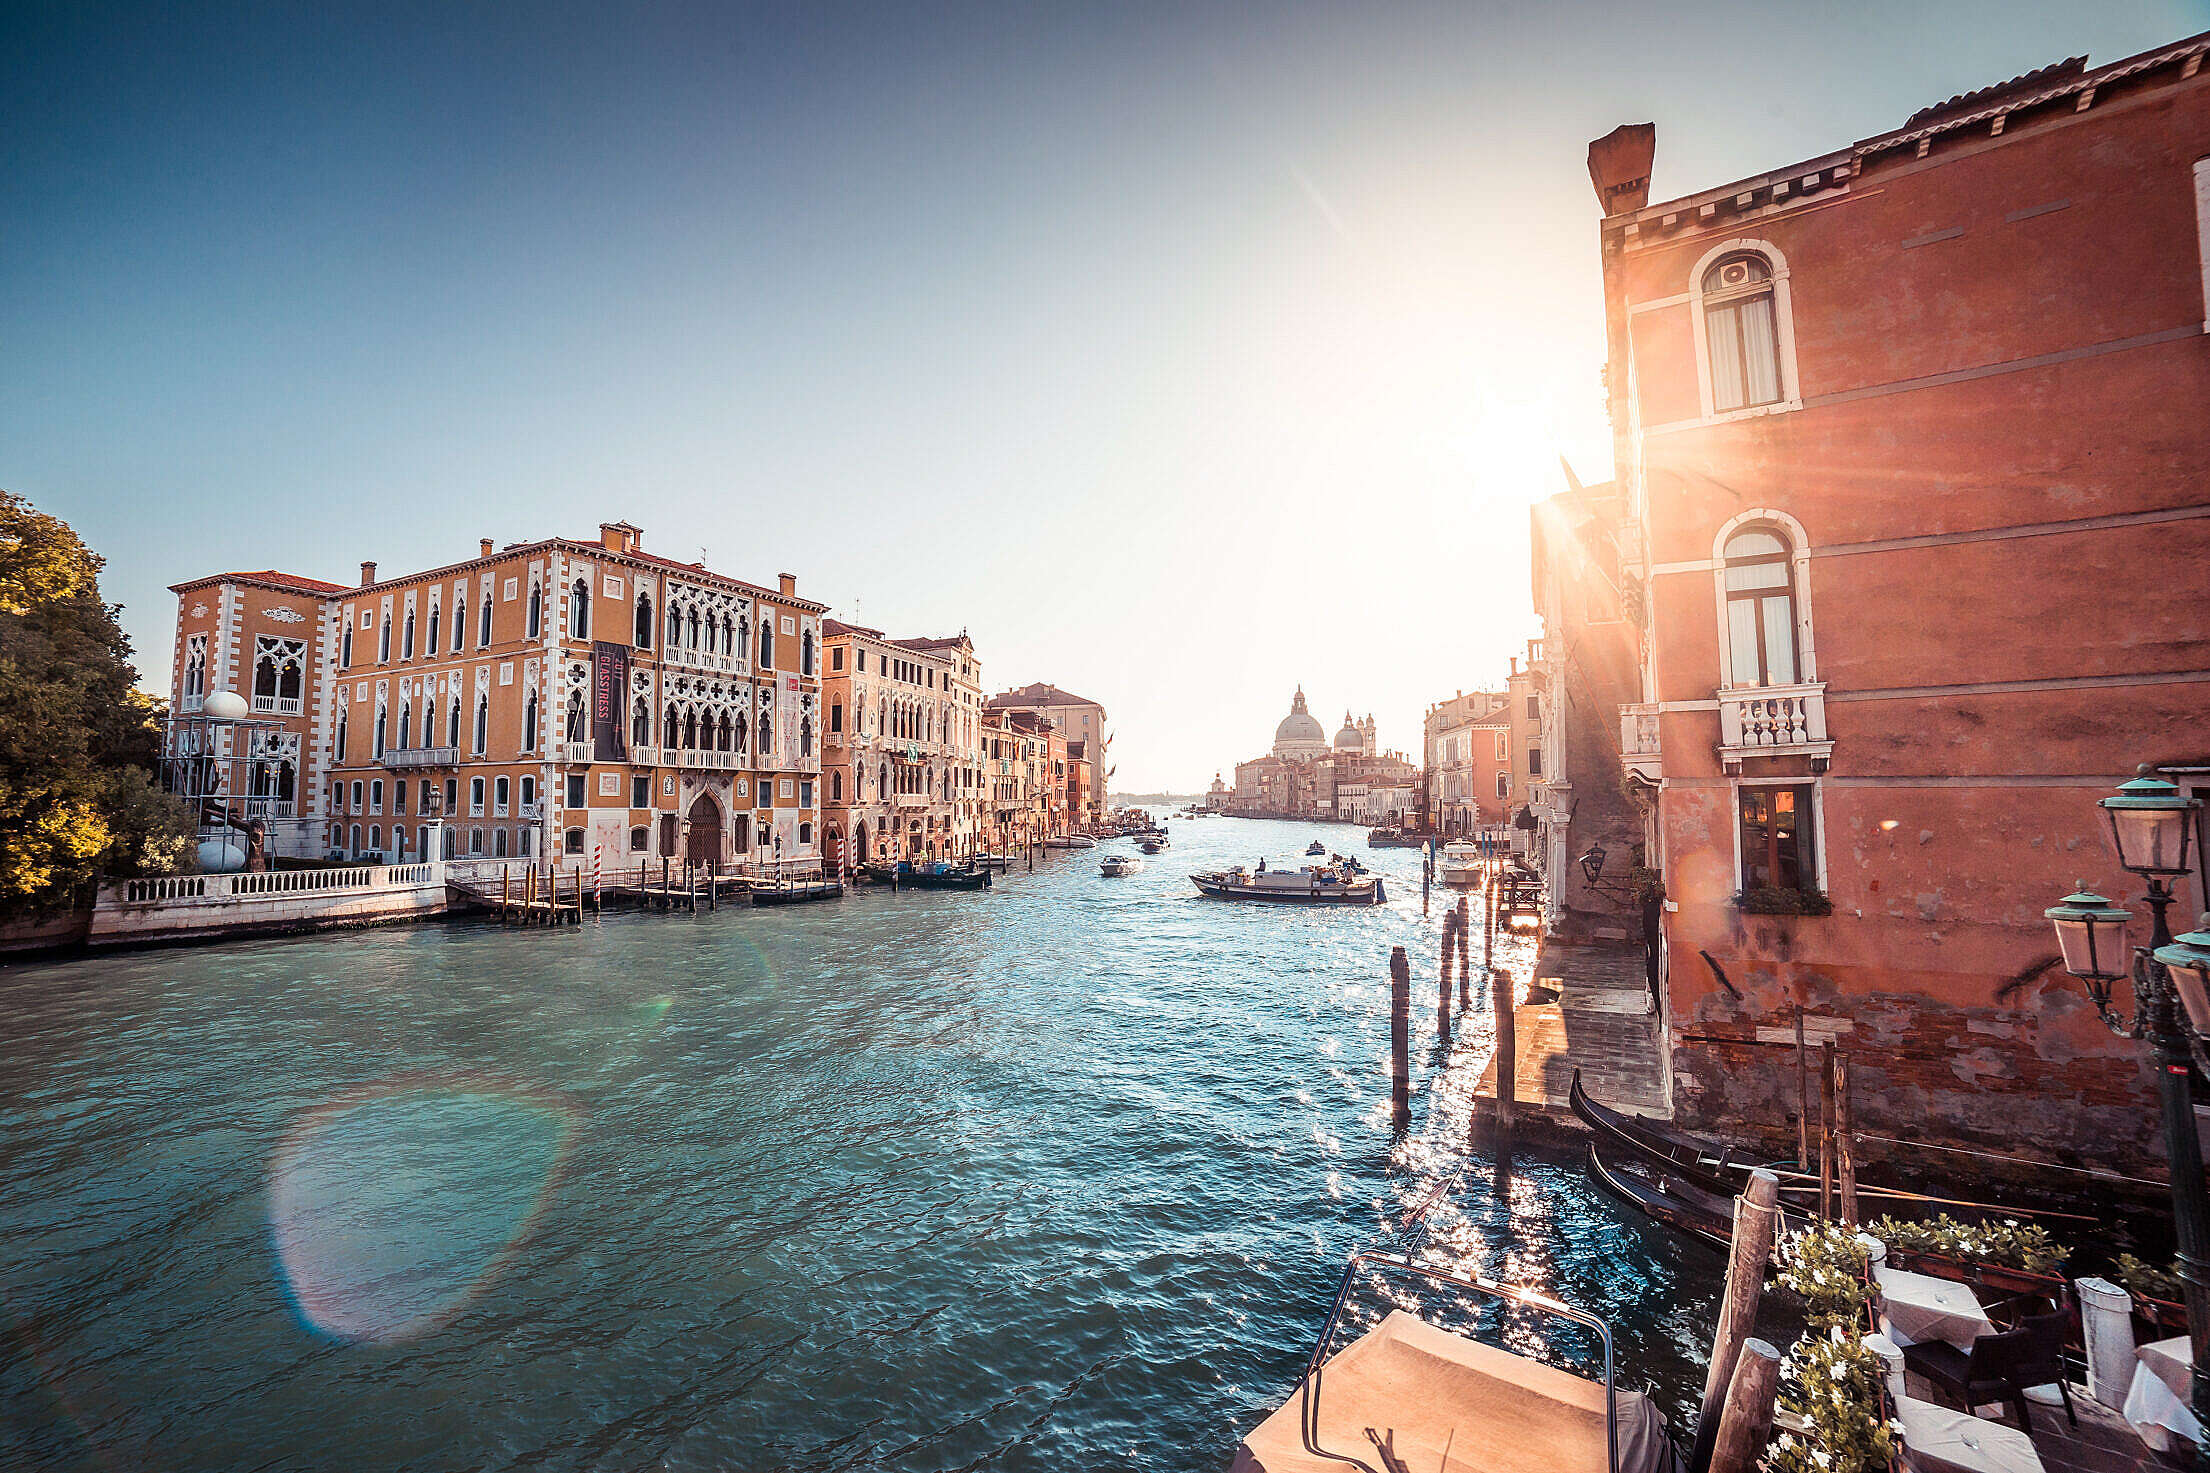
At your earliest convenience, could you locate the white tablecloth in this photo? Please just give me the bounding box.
[1877,1266,1996,1352]
[2125,1335,2202,1453]
[1896,1395,2044,1473]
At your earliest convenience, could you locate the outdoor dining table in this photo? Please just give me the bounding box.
[1876,1265,1998,1352]
[2124,1334,2202,1453]
[1895,1396,2045,1473]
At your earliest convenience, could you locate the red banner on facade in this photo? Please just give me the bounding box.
[593,641,628,763]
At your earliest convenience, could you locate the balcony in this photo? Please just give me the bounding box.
[630,745,659,766]
[253,695,304,716]
[239,797,296,819]
[673,749,740,771]
[381,746,459,770]
[1620,703,1661,785]
[1717,682,1832,769]
[894,792,928,809]
[519,802,543,821]
[562,742,593,764]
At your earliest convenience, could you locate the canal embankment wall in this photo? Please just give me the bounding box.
[86,864,452,948]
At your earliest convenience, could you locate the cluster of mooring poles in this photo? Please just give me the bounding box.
[1388,858,1514,1143]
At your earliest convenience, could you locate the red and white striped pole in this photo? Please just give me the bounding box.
[592,842,602,914]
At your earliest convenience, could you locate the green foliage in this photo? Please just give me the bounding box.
[1735,886,1834,916]
[1763,1332,1899,1473]
[0,492,194,916]
[2115,1253,2183,1302]
[1866,1213,2069,1276]
[1625,865,1666,904]
[1774,1221,1873,1335]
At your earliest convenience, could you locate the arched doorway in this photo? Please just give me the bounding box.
[687,793,722,866]
[854,820,869,862]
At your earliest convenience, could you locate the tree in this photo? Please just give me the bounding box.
[0,492,193,915]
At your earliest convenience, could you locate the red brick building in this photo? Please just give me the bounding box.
[1593,33,2210,1173]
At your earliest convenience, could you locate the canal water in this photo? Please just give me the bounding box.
[1,816,1724,1471]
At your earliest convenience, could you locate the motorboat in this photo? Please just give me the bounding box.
[1138,835,1169,854]
[1232,1251,1672,1473]
[1100,854,1141,877]
[1305,840,1327,855]
[1045,834,1097,849]
[1191,865,1384,906]
[1440,841,1484,886]
[1366,827,1429,848]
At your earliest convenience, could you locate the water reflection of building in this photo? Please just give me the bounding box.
[1227,689,1417,822]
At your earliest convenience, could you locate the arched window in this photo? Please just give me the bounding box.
[831,770,843,802]
[732,711,748,750]
[527,582,542,638]
[635,593,653,649]
[668,605,682,648]
[683,709,698,749]
[759,620,774,668]
[664,707,679,748]
[1702,253,1782,413]
[427,605,441,655]
[704,613,717,654]
[473,696,488,753]
[403,612,416,659]
[571,579,590,640]
[799,716,813,757]
[1722,527,1800,687]
[801,630,815,676]
[566,690,585,742]
[687,608,700,649]
[723,613,736,655]
[340,623,353,668]
[448,697,462,749]
[335,712,348,761]
[379,618,392,663]
[523,692,540,750]
[480,593,493,647]
[718,712,733,751]
[373,705,387,758]
[878,763,888,797]
[633,696,650,745]
[422,701,436,748]
[736,614,749,659]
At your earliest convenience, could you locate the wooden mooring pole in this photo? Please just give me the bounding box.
[1483,862,1495,971]
[1691,1167,1781,1473]
[1706,1339,1781,1473]
[1389,946,1411,1133]
[1819,1041,1837,1222]
[1456,895,1472,1005]
[1438,918,1457,1043]
[1490,965,1515,1140]
[1795,1009,1810,1170]
[1836,1052,1859,1226]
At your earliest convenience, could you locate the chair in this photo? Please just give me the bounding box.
[1903,1315,2076,1431]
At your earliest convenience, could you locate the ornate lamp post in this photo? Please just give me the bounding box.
[2046,767,2207,1466]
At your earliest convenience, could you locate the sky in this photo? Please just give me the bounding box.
[6,1,2201,792]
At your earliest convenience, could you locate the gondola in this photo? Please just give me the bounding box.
[1570,1070,1764,1199]
[751,879,845,906]
[1587,1143,1806,1251]
[900,864,992,891]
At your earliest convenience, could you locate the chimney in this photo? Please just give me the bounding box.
[480,538,494,559]
[778,573,796,596]
[360,560,377,586]
[1587,123,1656,215]
[600,522,624,552]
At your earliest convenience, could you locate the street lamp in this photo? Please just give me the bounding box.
[2048,766,2207,1469]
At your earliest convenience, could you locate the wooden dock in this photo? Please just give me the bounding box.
[449,867,584,926]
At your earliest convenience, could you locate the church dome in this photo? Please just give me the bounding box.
[1334,712,1363,749]
[1273,687,1327,755]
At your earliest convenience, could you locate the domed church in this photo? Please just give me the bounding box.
[1334,711,1377,758]
[1271,687,1331,761]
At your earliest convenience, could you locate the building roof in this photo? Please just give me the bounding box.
[169,570,350,596]
[823,618,885,639]
[987,681,1102,711]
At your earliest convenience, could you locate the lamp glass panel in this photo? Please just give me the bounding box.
[2054,913,2127,980]
[2168,960,2210,1040]
[2111,805,2194,876]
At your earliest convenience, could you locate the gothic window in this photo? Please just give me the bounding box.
[683,709,697,749]
[732,711,748,750]
[397,699,411,750]
[736,614,748,659]
[759,620,773,668]
[723,613,736,654]
[799,716,813,757]
[718,711,733,751]
[831,770,843,802]
[523,692,540,751]
[830,703,843,734]
[566,690,585,742]
[572,579,591,640]
[403,612,416,660]
[664,706,679,748]
[632,696,649,746]
[704,613,718,654]
[427,605,441,655]
[635,593,653,649]
[1702,252,1783,413]
[1723,527,1800,687]
[801,630,815,676]
[379,617,391,663]
[339,623,352,669]
[473,696,488,754]
[527,582,542,639]
[335,713,348,761]
[668,604,682,648]
[688,608,700,649]
[448,696,462,749]
[373,705,387,758]
[480,593,493,647]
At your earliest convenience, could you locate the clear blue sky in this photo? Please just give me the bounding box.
[6,1,2199,791]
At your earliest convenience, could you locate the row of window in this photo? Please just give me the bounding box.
[341,581,816,673]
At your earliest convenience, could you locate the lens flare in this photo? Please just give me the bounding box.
[268,1080,575,1343]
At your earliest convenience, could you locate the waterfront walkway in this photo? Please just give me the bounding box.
[1473,936,1669,1121]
